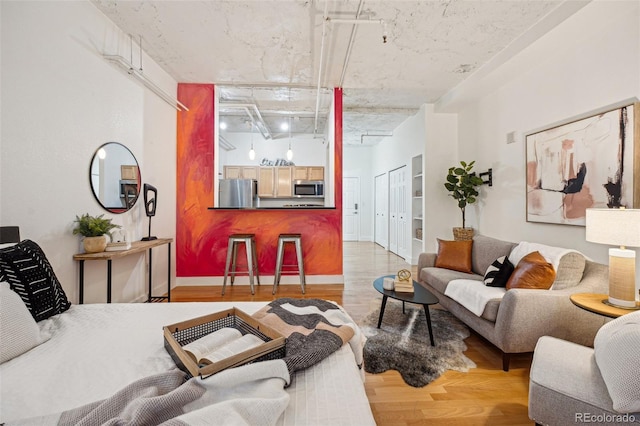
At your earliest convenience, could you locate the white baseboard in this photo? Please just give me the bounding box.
[175,274,344,286]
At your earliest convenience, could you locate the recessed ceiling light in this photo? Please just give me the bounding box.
[219,122,227,130]
[281,122,289,131]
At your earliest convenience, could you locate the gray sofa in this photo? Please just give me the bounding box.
[417,235,609,371]
[529,311,640,425]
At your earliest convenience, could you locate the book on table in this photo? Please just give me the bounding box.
[182,327,264,365]
[394,276,414,293]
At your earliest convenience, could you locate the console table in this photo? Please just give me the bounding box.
[73,238,173,304]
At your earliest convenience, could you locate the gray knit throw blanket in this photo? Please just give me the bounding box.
[252,298,356,374]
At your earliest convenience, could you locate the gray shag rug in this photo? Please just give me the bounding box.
[360,301,476,387]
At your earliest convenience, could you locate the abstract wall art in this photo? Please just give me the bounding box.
[526,102,639,226]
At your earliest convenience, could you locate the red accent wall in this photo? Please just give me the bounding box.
[176,84,343,277]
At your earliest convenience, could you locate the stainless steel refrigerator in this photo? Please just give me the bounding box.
[219,179,257,208]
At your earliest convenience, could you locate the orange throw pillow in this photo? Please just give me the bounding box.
[434,239,473,273]
[506,251,556,290]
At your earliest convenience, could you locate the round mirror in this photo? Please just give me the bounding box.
[89,142,141,213]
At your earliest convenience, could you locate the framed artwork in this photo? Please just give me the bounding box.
[526,101,639,226]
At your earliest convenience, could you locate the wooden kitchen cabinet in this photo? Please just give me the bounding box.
[223,166,258,180]
[258,166,292,197]
[293,166,324,181]
[308,167,324,180]
[276,167,292,197]
[258,167,275,197]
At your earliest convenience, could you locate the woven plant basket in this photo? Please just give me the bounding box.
[453,227,474,241]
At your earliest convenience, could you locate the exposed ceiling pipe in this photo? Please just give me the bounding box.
[313,0,330,136]
[219,102,272,139]
[360,131,393,144]
[337,0,365,87]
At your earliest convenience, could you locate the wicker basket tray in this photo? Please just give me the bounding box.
[163,307,286,378]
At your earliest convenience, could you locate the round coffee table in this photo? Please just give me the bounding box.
[373,275,439,346]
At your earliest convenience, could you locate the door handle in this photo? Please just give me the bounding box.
[355,203,358,210]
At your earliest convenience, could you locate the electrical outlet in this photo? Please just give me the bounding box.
[506,131,517,144]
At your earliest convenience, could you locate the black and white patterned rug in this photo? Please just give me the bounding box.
[360,301,476,387]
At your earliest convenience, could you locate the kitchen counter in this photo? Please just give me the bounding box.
[209,206,336,210]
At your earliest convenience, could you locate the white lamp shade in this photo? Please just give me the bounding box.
[585,208,640,248]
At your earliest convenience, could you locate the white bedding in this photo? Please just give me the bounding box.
[0,301,374,425]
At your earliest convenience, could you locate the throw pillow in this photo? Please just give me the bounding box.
[0,282,50,364]
[506,251,556,290]
[483,256,514,287]
[551,252,586,290]
[434,239,473,273]
[0,240,71,321]
[593,311,640,413]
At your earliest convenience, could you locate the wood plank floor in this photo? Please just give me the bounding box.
[170,241,533,425]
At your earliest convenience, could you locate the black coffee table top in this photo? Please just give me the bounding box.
[373,275,439,305]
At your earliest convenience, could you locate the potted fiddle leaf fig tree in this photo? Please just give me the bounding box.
[444,160,484,241]
[73,213,120,253]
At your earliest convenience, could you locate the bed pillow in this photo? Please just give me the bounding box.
[593,311,640,413]
[434,239,473,273]
[506,251,555,290]
[0,282,49,363]
[483,256,514,287]
[0,240,71,321]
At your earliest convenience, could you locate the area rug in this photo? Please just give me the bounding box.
[359,301,476,387]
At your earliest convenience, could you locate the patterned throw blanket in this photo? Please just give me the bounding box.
[252,298,363,374]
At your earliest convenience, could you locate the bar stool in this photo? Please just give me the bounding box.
[221,234,260,295]
[272,233,305,294]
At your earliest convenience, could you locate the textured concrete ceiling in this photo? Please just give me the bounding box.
[92,0,567,145]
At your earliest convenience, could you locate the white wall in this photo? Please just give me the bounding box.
[0,1,177,303]
[445,1,640,283]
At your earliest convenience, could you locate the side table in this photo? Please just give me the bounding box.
[570,293,640,319]
[73,238,173,304]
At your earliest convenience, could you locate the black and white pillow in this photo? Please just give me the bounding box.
[0,240,71,321]
[483,256,515,287]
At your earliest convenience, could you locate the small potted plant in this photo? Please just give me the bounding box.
[73,213,121,253]
[444,160,484,240]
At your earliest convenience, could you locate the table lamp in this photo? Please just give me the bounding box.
[585,208,640,308]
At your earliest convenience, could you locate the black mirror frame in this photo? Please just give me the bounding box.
[89,142,141,214]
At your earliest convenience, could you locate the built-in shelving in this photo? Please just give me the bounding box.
[411,155,424,260]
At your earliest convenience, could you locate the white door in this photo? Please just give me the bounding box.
[389,166,407,257]
[397,167,409,258]
[374,174,388,248]
[343,177,360,241]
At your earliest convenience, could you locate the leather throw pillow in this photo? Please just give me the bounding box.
[434,239,473,273]
[506,251,556,290]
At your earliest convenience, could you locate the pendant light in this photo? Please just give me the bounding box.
[248,121,256,160]
[286,116,293,161]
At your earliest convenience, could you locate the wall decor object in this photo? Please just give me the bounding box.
[526,102,639,226]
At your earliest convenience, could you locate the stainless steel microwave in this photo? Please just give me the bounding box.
[293,180,324,198]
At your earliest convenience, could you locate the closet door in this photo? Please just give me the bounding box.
[389,166,407,258]
[374,173,388,248]
[397,167,409,258]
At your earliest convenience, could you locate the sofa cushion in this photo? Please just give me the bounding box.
[483,256,514,287]
[420,266,481,294]
[594,311,640,413]
[506,251,556,290]
[434,239,473,273]
[471,235,516,276]
[508,241,586,290]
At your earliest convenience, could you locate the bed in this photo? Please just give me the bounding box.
[0,238,375,425]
